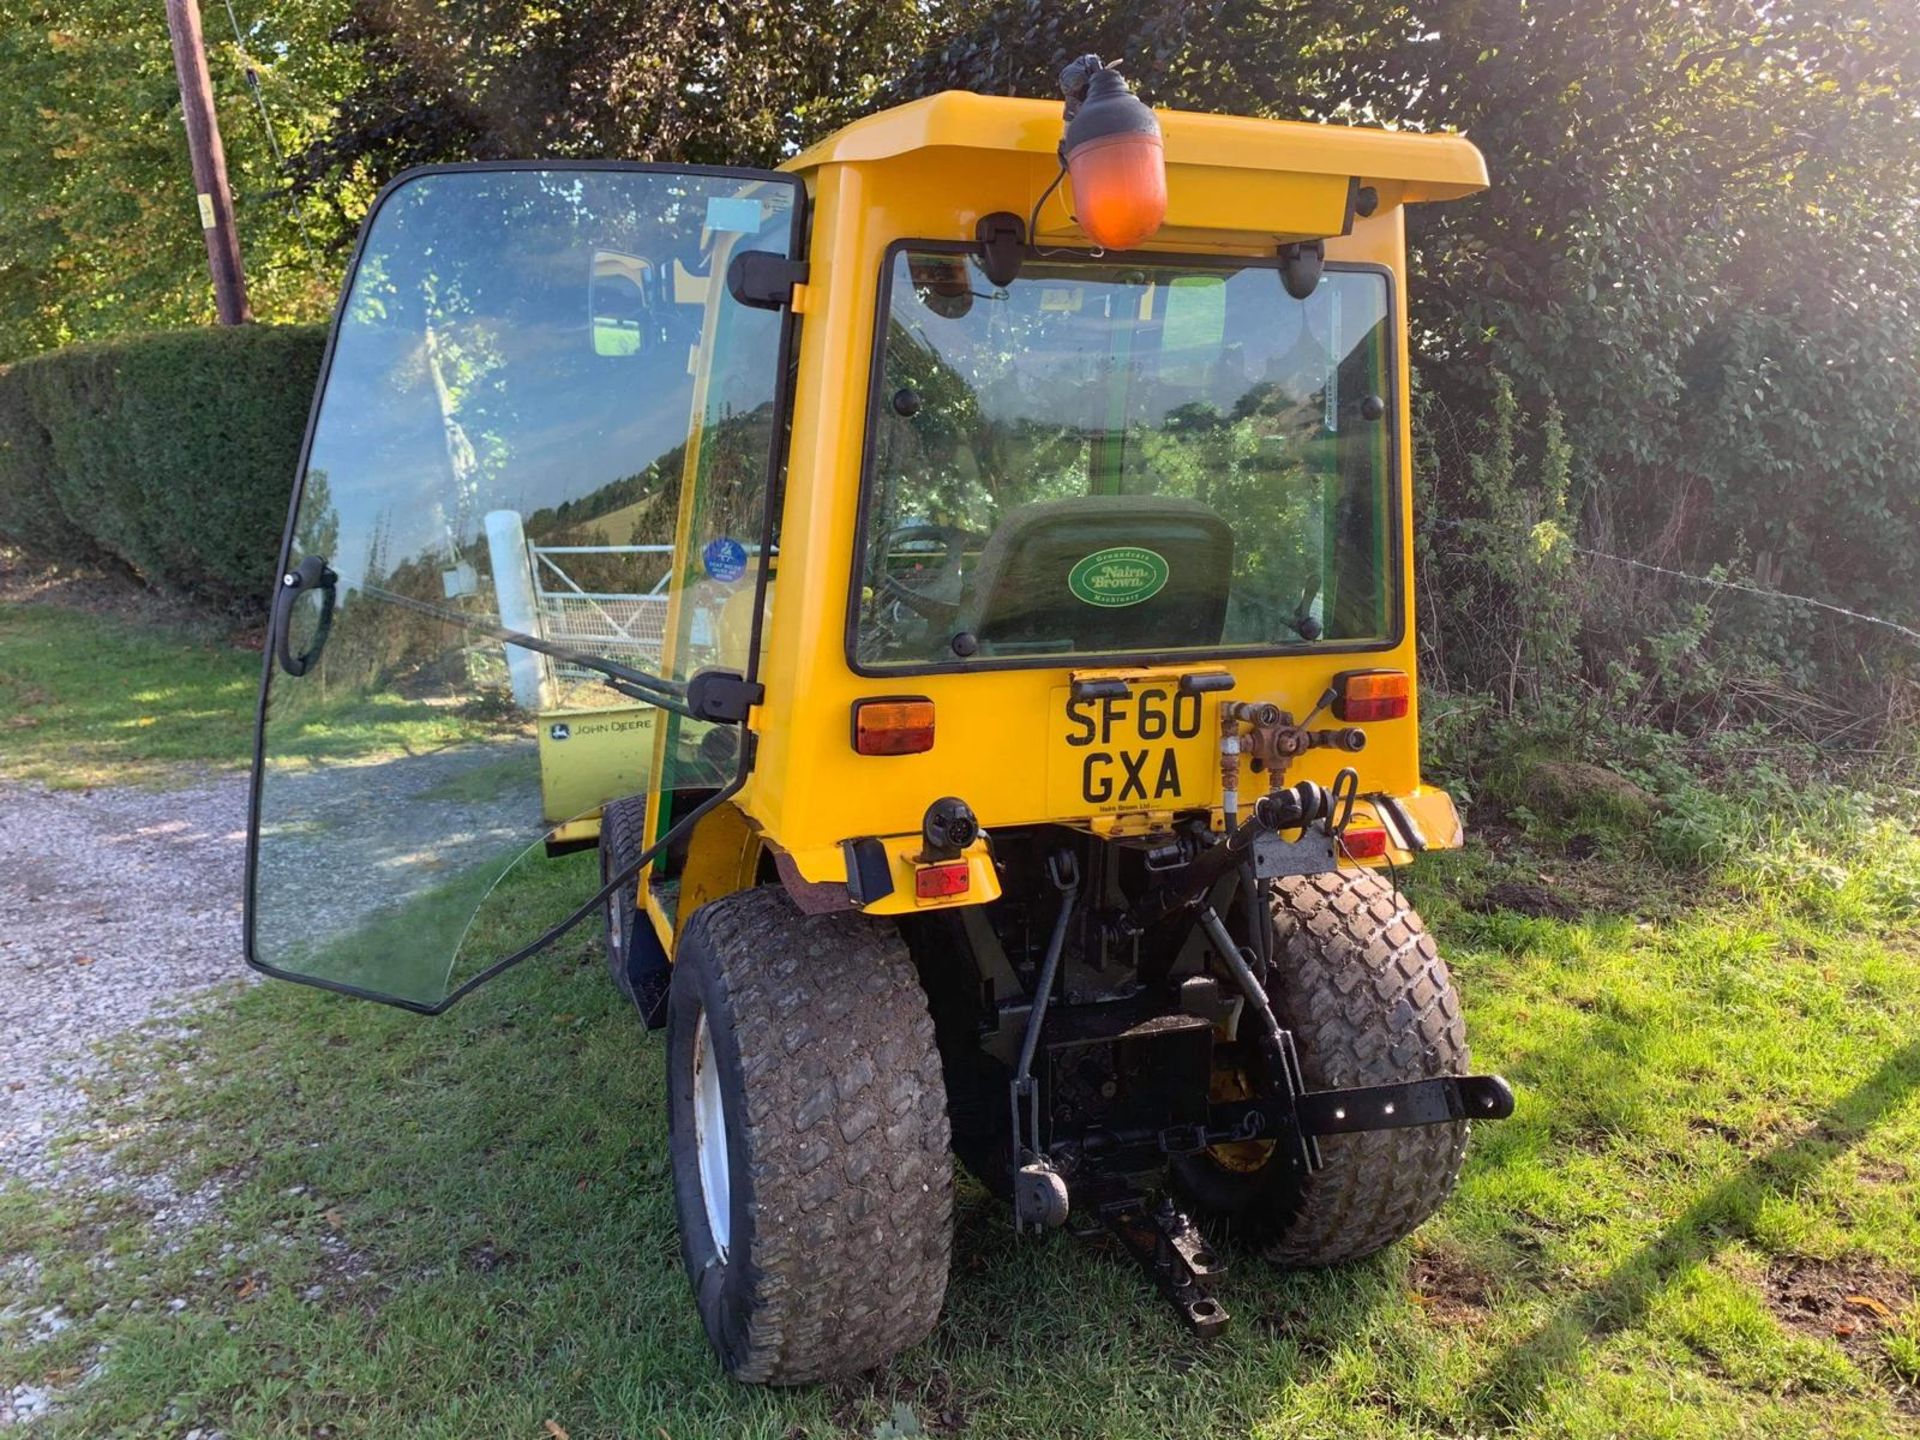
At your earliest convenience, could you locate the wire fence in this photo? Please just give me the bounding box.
[1568,545,1920,650]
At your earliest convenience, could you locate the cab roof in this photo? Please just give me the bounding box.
[786,91,1488,205]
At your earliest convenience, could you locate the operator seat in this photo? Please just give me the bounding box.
[954,495,1233,656]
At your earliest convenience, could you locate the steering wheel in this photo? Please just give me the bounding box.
[875,522,976,623]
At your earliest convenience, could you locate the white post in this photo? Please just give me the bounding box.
[483,509,552,712]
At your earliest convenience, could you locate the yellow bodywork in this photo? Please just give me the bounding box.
[628,91,1486,947]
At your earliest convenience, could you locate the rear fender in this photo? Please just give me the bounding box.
[673,803,768,947]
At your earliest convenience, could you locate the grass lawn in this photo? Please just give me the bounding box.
[3,598,1919,1436]
[0,601,509,787]
[4,838,1917,1437]
[0,601,261,786]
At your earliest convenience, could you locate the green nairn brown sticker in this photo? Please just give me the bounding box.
[1068,546,1170,607]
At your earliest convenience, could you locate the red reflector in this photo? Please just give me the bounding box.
[1341,827,1389,860]
[853,698,935,755]
[1341,695,1409,722]
[914,861,971,899]
[1333,669,1410,723]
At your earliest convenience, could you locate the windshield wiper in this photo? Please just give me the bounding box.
[360,582,693,712]
[1285,578,1323,642]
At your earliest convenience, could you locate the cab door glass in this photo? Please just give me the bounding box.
[248,165,802,1010]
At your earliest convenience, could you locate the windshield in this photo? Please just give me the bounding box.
[853,251,1396,669]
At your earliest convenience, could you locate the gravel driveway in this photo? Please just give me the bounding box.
[0,775,253,1192]
[0,743,551,1192]
[0,751,559,1428]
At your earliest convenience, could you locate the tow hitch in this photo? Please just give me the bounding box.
[1093,1193,1231,1337]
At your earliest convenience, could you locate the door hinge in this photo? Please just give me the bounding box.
[726,251,810,311]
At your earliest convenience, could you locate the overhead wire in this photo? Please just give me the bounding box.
[217,0,317,252]
[219,0,285,166]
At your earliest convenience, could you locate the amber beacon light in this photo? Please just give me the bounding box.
[1059,55,1167,252]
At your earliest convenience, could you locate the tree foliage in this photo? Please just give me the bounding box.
[0,0,353,361]
[286,0,953,204]
[897,0,1920,687]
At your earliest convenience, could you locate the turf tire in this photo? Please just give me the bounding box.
[667,886,953,1383]
[1174,868,1469,1264]
[600,795,648,1007]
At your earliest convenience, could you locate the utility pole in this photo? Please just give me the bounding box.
[165,0,252,324]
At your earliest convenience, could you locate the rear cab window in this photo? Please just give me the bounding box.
[851,247,1397,672]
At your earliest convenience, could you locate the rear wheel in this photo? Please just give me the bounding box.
[667,886,954,1383]
[1174,868,1469,1264]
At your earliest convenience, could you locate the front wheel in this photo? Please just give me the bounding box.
[600,795,647,1008]
[666,887,954,1383]
[1174,868,1470,1264]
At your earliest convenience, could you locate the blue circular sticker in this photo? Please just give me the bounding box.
[702,537,748,583]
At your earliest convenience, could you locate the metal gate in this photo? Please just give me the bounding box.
[528,542,674,699]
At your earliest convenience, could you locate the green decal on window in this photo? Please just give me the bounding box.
[1068,546,1170,608]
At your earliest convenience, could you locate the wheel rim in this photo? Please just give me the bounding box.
[603,852,624,958]
[1206,1063,1277,1174]
[692,1010,731,1261]
[605,887,624,960]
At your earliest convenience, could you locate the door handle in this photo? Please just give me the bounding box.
[272,555,337,677]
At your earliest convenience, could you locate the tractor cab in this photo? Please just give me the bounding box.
[250,64,1510,1379]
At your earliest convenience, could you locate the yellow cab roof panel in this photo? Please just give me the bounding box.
[785,90,1487,203]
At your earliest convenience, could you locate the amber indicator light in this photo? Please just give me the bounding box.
[852,698,936,755]
[1332,670,1410,723]
[1067,131,1168,251]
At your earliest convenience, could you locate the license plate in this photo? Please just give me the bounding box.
[1048,684,1218,817]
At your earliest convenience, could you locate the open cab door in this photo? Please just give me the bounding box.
[246,164,805,1012]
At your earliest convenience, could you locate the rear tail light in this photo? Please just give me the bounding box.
[1340,826,1388,860]
[852,697,935,755]
[1332,669,1409,723]
[914,861,971,900]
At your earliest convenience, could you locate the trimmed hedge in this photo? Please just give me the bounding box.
[0,325,325,615]
[0,359,107,565]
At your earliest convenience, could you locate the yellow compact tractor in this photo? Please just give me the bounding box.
[249,56,1512,1382]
